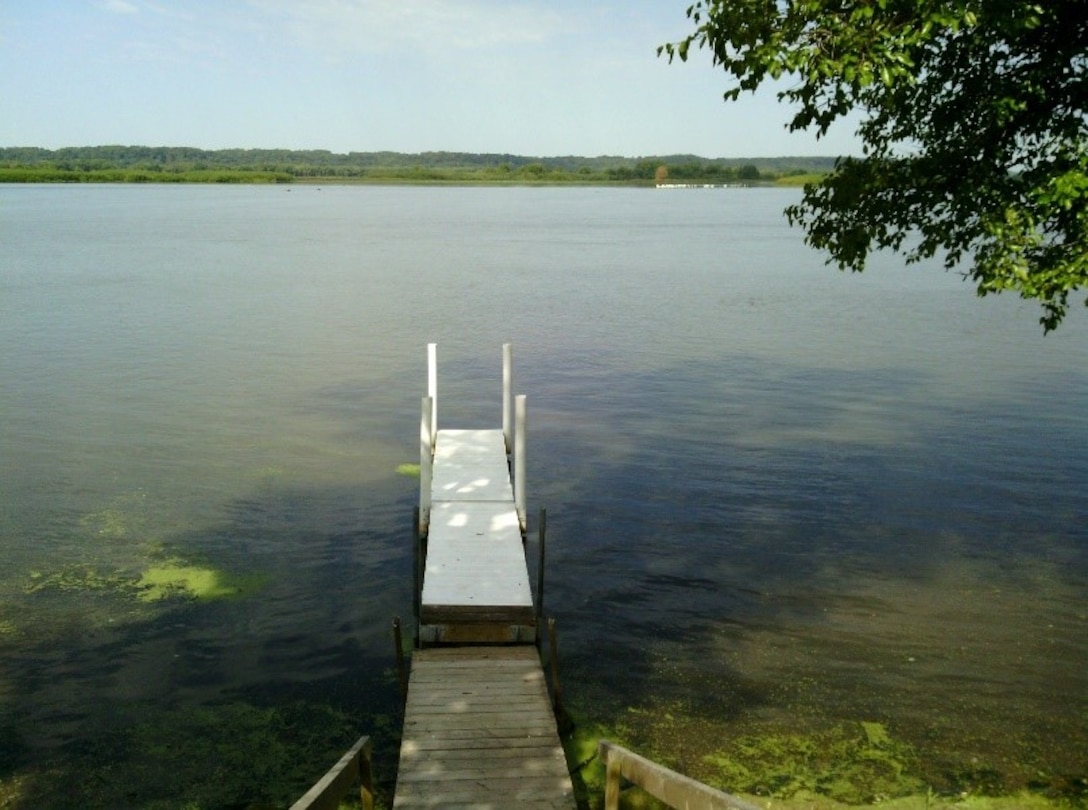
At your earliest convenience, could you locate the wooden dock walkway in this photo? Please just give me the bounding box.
[394,344,575,809]
[395,647,574,809]
[291,344,768,810]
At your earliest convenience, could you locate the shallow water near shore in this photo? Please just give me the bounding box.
[1,184,1085,808]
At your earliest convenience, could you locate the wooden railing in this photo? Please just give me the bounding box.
[598,740,761,810]
[289,735,374,810]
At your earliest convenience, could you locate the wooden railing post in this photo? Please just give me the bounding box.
[604,747,622,810]
[359,745,374,810]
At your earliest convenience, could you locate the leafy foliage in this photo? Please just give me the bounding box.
[662,1,1088,330]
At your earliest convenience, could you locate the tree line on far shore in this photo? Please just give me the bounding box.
[0,146,835,185]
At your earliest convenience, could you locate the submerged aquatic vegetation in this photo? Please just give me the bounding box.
[135,560,267,602]
[24,558,265,604]
[18,491,268,610]
[2,699,385,809]
[561,696,1085,810]
[701,721,925,803]
[25,565,136,595]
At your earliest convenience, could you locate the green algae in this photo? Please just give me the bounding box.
[80,492,154,541]
[24,565,136,596]
[395,463,420,478]
[700,721,925,803]
[861,720,892,747]
[24,558,266,604]
[560,700,1084,810]
[136,561,267,602]
[564,712,927,806]
[77,491,192,560]
[16,492,269,607]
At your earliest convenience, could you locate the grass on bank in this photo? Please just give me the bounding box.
[0,164,830,187]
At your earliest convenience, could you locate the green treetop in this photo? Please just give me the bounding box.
[662,1,1088,331]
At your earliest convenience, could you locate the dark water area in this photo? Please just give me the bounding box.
[1,185,1085,807]
[523,310,1087,801]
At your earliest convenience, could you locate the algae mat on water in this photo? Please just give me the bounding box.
[135,560,267,602]
[562,710,1084,810]
[25,559,265,603]
[18,490,268,612]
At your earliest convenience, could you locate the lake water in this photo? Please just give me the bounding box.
[1,184,1085,808]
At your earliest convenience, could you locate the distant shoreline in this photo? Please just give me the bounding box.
[0,146,834,187]
[0,169,822,188]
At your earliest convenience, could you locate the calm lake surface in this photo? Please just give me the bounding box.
[1,184,1086,808]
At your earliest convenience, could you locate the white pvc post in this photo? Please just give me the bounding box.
[427,342,437,444]
[514,394,527,531]
[502,343,513,453]
[420,395,433,533]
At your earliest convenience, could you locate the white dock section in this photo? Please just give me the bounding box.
[417,345,535,644]
[431,430,513,502]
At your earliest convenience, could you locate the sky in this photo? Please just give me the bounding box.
[0,1,861,159]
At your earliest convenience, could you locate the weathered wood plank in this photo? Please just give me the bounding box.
[406,687,547,705]
[397,759,570,782]
[406,689,550,709]
[400,733,563,752]
[394,796,573,810]
[406,678,543,692]
[394,648,575,809]
[404,646,538,660]
[399,742,560,762]
[406,670,544,687]
[406,703,546,718]
[396,777,573,803]
[397,744,564,760]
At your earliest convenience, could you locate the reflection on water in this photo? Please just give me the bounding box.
[0,185,1085,807]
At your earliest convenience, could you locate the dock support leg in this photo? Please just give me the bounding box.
[548,617,574,734]
[412,507,421,623]
[412,507,419,621]
[536,506,546,636]
[393,617,408,705]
